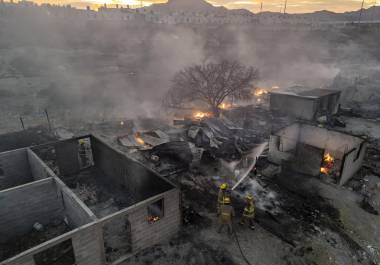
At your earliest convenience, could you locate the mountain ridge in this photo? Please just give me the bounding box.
[142,0,380,21]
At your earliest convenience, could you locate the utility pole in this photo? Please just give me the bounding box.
[19,116,25,130]
[44,109,52,132]
[284,0,288,14]
[359,0,365,23]
[260,2,263,13]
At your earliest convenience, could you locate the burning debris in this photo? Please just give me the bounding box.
[252,86,279,104]
[269,123,367,186]
[320,153,335,175]
[253,88,269,97]
[192,111,212,120]
[118,130,171,150]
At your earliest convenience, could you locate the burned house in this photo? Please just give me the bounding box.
[269,88,341,121]
[0,135,180,265]
[269,123,367,186]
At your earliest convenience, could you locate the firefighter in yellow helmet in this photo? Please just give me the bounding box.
[239,194,256,230]
[217,196,235,235]
[217,183,229,215]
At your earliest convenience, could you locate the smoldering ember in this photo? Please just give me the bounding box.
[0,1,380,265]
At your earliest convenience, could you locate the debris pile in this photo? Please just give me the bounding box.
[185,117,262,161]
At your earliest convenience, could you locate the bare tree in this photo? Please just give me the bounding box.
[164,60,259,117]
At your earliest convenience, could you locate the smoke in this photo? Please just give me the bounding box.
[1,5,380,128]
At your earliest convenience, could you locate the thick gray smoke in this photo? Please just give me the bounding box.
[1,5,380,130]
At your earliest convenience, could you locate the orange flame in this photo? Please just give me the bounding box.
[320,167,329,174]
[148,216,160,223]
[135,133,145,145]
[320,153,335,174]
[254,88,269,97]
[219,103,232,110]
[253,86,279,97]
[193,111,211,120]
[324,153,334,163]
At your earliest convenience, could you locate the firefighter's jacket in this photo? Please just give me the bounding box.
[242,202,255,219]
[218,189,226,204]
[219,204,235,224]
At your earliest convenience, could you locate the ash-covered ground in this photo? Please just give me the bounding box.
[2,105,379,265]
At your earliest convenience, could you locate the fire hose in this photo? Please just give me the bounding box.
[232,228,255,265]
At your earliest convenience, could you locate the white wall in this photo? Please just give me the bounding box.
[269,123,300,164]
[269,123,366,184]
[0,149,32,191]
[270,94,317,120]
[298,124,362,159]
[339,142,367,186]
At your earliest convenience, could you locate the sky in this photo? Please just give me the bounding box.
[30,0,379,13]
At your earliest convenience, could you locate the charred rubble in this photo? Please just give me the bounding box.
[0,87,379,265]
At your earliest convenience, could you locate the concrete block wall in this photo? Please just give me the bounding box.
[340,142,368,186]
[0,149,32,191]
[91,136,173,202]
[26,149,55,181]
[270,94,317,120]
[298,124,363,156]
[268,136,296,165]
[71,224,105,265]
[1,176,104,265]
[2,223,105,265]
[91,136,127,187]
[129,189,181,252]
[0,178,63,243]
[1,136,180,265]
[57,179,96,227]
[4,256,36,265]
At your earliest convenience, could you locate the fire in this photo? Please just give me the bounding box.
[320,153,335,175]
[219,103,232,110]
[148,216,160,223]
[320,167,329,174]
[193,111,211,120]
[135,133,145,145]
[253,86,279,97]
[324,153,334,163]
[254,88,269,97]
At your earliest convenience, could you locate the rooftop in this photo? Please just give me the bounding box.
[271,87,341,98]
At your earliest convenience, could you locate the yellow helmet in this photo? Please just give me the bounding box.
[223,197,231,204]
[79,139,85,145]
[220,183,228,190]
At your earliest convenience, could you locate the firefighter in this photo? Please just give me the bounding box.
[239,194,256,230]
[217,197,235,235]
[217,183,229,215]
